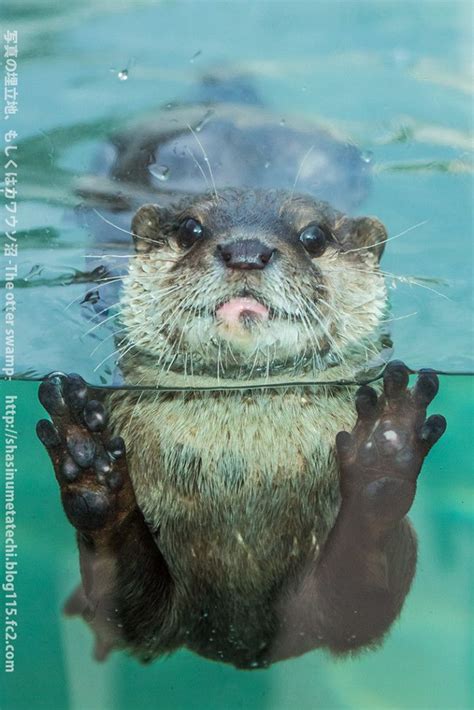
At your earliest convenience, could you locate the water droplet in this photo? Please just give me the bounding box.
[117,69,128,81]
[264,161,271,169]
[190,50,202,64]
[279,118,286,126]
[361,150,373,164]
[149,165,170,182]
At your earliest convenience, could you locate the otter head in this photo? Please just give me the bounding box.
[120,188,387,381]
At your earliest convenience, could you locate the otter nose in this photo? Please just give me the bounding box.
[217,239,275,270]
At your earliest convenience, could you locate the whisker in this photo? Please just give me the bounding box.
[63,277,129,311]
[325,263,451,301]
[186,123,218,202]
[290,144,315,200]
[93,339,133,373]
[381,311,418,323]
[83,300,121,321]
[84,253,133,259]
[85,251,178,265]
[89,325,129,356]
[185,146,211,192]
[83,310,122,337]
[344,220,429,255]
[92,208,173,250]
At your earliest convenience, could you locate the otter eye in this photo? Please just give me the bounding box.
[298,223,327,257]
[177,218,204,249]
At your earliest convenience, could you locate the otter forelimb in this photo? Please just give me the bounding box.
[37,373,174,661]
[271,361,446,659]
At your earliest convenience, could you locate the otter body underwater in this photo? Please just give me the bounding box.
[37,77,446,668]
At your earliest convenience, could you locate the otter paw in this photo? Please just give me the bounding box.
[37,373,135,532]
[336,361,446,526]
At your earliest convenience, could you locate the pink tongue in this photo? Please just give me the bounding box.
[216,297,269,324]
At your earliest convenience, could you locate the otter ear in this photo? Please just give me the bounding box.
[131,204,164,253]
[350,216,387,261]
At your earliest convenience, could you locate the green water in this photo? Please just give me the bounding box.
[1,0,473,707]
[2,377,473,709]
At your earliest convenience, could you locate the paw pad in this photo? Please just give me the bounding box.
[37,373,133,532]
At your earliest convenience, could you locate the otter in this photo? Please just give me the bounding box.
[36,78,446,669]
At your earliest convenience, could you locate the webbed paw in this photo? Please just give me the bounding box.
[336,361,446,529]
[37,373,135,532]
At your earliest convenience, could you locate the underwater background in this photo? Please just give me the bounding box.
[1,0,473,708]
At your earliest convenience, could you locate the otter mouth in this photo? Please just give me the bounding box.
[183,290,304,327]
[210,291,301,323]
[215,297,270,326]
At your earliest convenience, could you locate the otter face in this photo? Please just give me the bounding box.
[121,188,387,379]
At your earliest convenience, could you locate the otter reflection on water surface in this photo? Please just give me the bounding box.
[36,80,446,668]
